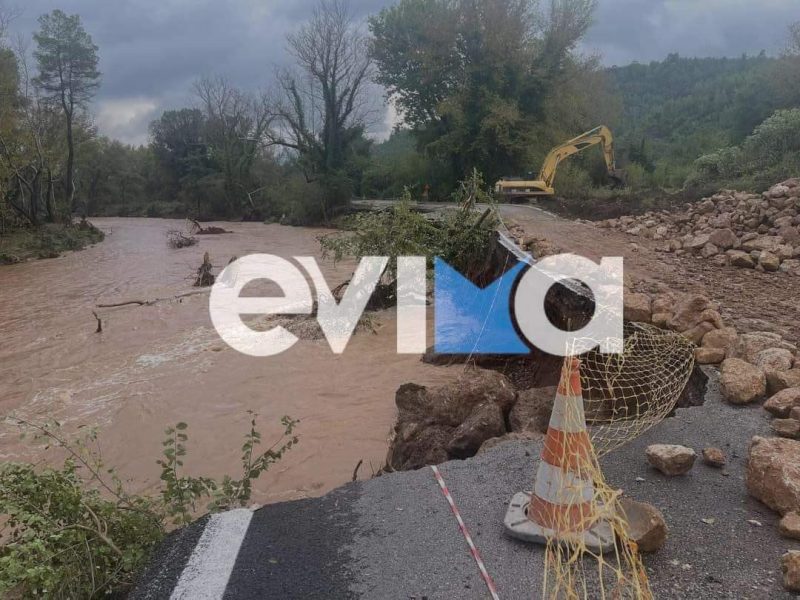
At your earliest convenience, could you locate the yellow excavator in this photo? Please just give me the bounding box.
[494,125,624,200]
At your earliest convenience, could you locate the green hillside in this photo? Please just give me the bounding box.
[609,52,800,190]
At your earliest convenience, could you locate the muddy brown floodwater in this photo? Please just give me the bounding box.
[0,218,459,504]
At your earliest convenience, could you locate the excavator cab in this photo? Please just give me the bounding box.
[495,126,624,201]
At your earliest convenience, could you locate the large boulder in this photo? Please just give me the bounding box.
[509,386,556,434]
[651,293,676,315]
[668,294,712,332]
[619,498,668,552]
[754,348,794,372]
[387,370,517,470]
[686,234,711,250]
[719,358,766,404]
[623,293,652,323]
[396,370,516,427]
[708,228,738,249]
[781,259,800,275]
[778,226,800,245]
[695,347,725,365]
[763,388,800,418]
[772,418,800,439]
[387,422,453,471]
[733,332,797,363]
[782,551,800,592]
[728,250,756,269]
[745,436,800,515]
[701,327,738,351]
[646,444,696,475]
[447,401,506,458]
[778,512,800,540]
[759,251,781,272]
[767,369,800,395]
[681,321,715,345]
[741,235,784,253]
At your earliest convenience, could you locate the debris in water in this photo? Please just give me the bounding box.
[167,230,197,249]
[194,252,215,287]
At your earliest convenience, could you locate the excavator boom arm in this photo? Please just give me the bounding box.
[538,125,617,189]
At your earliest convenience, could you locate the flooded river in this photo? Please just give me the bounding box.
[0,218,457,504]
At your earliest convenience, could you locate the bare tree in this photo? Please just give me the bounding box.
[269,0,372,216]
[0,2,21,41]
[0,38,64,225]
[194,76,273,217]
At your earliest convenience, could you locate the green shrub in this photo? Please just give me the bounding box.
[157,415,299,525]
[550,162,594,199]
[1,414,298,598]
[319,173,498,284]
[0,461,161,598]
[686,108,800,190]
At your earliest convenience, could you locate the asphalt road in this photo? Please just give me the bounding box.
[132,368,799,600]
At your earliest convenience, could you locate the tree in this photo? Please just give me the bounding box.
[194,76,273,217]
[270,0,372,219]
[369,0,600,186]
[149,108,211,200]
[0,37,67,226]
[33,10,100,214]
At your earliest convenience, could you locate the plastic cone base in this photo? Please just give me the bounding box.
[504,492,615,554]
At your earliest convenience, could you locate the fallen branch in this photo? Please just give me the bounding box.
[96,289,210,309]
[91,311,102,333]
[352,459,363,482]
[189,219,230,235]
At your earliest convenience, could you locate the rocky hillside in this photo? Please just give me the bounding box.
[595,179,800,275]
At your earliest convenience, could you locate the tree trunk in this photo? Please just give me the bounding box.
[65,110,76,215]
[45,171,56,223]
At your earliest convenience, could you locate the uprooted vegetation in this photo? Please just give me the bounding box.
[0,415,298,598]
[166,229,197,249]
[319,176,500,304]
[193,252,215,287]
[189,219,230,235]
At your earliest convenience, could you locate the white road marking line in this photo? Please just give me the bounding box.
[170,508,253,600]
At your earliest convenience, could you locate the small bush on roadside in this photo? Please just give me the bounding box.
[0,414,298,598]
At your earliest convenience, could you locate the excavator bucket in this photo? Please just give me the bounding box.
[608,168,626,188]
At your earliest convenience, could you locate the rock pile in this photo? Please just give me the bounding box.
[622,283,799,405]
[623,290,727,355]
[595,179,800,275]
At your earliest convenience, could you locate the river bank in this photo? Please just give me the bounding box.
[0,220,105,264]
[0,217,459,505]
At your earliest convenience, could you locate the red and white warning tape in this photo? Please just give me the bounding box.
[430,465,500,600]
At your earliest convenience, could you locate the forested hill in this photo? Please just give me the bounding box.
[607,53,800,189]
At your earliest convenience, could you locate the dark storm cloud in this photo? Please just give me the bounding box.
[9,0,798,143]
[583,0,799,66]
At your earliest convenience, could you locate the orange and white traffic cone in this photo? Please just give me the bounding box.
[504,357,614,552]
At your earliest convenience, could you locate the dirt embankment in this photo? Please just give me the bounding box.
[0,220,105,264]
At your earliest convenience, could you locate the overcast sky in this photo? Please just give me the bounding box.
[6,0,799,145]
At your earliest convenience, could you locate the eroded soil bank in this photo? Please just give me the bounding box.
[0,217,459,504]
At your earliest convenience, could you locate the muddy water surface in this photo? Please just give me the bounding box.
[0,218,457,503]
